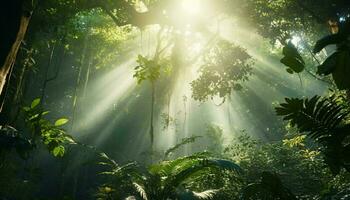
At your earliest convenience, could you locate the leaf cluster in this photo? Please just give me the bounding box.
[22,98,75,157]
[134,55,162,84]
[275,95,350,174]
[191,40,253,102]
[280,41,305,74]
[98,153,242,200]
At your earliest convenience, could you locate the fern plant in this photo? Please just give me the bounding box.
[275,95,350,174]
[98,153,242,200]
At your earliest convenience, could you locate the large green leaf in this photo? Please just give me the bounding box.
[280,41,305,73]
[31,98,41,109]
[53,145,65,157]
[54,118,69,126]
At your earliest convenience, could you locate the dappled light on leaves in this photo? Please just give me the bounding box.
[191,40,254,102]
[2,0,350,199]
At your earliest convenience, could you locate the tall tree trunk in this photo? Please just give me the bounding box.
[7,52,31,124]
[182,95,187,134]
[150,82,155,150]
[0,9,31,112]
[71,35,89,132]
[82,53,92,100]
[40,42,57,104]
[40,40,66,105]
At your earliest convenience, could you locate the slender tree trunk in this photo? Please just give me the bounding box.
[182,95,187,134]
[227,99,234,132]
[0,12,31,112]
[7,55,30,124]
[166,93,170,132]
[150,82,155,150]
[13,57,29,103]
[40,41,66,106]
[0,63,15,121]
[82,54,92,99]
[40,42,56,104]
[71,35,88,132]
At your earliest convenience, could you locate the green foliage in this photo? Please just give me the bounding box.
[54,118,69,126]
[241,0,327,44]
[68,9,133,69]
[275,95,350,174]
[164,136,202,159]
[30,98,41,109]
[282,135,307,148]
[204,124,225,154]
[191,40,253,102]
[275,96,349,140]
[6,1,350,199]
[22,98,75,157]
[161,112,177,130]
[224,134,332,197]
[98,153,241,200]
[280,41,305,74]
[133,55,171,84]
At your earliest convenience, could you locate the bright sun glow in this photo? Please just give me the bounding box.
[291,35,301,46]
[181,0,201,15]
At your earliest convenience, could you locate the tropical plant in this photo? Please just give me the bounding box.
[191,40,253,103]
[22,98,75,157]
[275,95,350,174]
[133,54,172,148]
[134,55,163,85]
[164,136,202,160]
[98,153,242,200]
[280,41,305,74]
[204,124,225,155]
[224,133,333,197]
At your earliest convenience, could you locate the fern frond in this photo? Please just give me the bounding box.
[149,153,211,176]
[193,189,218,199]
[275,95,349,141]
[166,158,241,190]
[133,182,148,200]
[164,136,202,158]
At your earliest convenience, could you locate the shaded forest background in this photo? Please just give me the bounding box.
[0,0,350,199]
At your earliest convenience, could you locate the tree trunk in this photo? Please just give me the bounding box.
[150,82,155,150]
[0,13,31,112]
[71,34,89,133]
[82,52,93,99]
[40,42,57,104]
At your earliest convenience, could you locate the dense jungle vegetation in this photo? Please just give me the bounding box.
[1,0,350,199]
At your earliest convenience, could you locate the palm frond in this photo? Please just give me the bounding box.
[193,189,218,199]
[99,152,118,167]
[164,136,202,159]
[204,159,242,173]
[133,182,148,200]
[100,162,139,179]
[167,158,241,190]
[149,153,212,176]
[275,95,349,141]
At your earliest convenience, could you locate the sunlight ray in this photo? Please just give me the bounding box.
[72,63,137,135]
